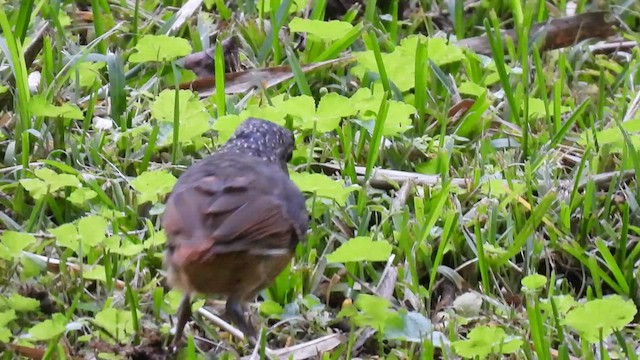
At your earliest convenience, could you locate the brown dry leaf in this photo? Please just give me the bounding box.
[6,344,46,360]
[447,98,475,119]
[457,11,619,55]
[73,10,94,22]
[179,56,355,98]
[181,37,241,78]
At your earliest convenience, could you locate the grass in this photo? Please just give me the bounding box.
[1,0,640,359]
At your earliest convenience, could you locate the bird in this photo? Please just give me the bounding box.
[162,117,309,348]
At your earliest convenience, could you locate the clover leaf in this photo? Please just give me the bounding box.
[130,170,177,204]
[289,18,353,41]
[276,94,356,133]
[326,236,392,263]
[521,274,547,292]
[28,94,84,119]
[0,231,36,260]
[129,35,192,63]
[49,215,108,254]
[150,89,211,146]
[338,294,402,333]
[562,295,637,343]
[3,293,40,312]
[28,313,68,341]
[289,172,357,206]
[350,87,415,136]
[453,326,523,359]
[353,35,464,92]
[93,307,140,343]
[19,168,81,200]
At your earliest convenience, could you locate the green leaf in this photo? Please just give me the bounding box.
[4,293,40,312]
[562,295,637,343]
[151,89,210,145]
[455,91,492,137]
[129,35,192,63]
[350,87,415,136]
[480,179,526,197]
[525,97,570,119]
[104,235,143,257]
[278,95,316,121]
[382,101,415,136]
[349,294,401,332]
[277,94,356,133]
[458,82,487,97]
[28,94,84,119]
[521,274,547,291]
[28,313,67,341]
[20,255,43,279]
[288,18,353,41]
[0,309,16,326]
[352,35,464,92]
[78,215,108,248]
[289,172,357,206]
[311,92,358,132]
[385,310,434,342]
[36,168,81,191]
[326,236,392,263]
[93,307,139,342]
[163,290,184,315]
[83,265,107,282]
[579,117,640,151]
[50,223,80,253]
[481,243,507,262]
[76,62,105,88]
[18,178,48,199]
[130,170,177,204]
[97,354,124,360]
[257,0,308,13]
[336,302,358,319]
[67,188,97,206]
[213,114,244,143]
[143,230,167,249]
[240,105,287,126]
[259,300,284,316]
[0,231,36,259]
[317,92,358,118]
[0,327,10,342]
[540,295,577,317]
[452,326,523,358]
[20,168,81,199]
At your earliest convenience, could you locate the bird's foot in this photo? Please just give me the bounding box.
[225,297,259,345]
[169,294,192,351]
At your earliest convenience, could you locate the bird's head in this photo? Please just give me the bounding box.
[219,118,295,171]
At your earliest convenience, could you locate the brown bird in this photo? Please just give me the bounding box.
[162,118,309,347]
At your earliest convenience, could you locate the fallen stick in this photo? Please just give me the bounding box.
[457,11,619,55]
[240,333,344,360]
[314,162,636,193]
[21,252,127,290]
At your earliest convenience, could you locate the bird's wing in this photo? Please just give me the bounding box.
[208,194,295,253]
[164,174,299,264]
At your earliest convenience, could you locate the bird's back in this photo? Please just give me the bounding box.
[162,151,308,298]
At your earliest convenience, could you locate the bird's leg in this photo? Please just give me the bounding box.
[225,296,258,346]
[171,294,192,348]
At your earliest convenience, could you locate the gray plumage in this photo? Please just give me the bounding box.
[217,118,295,166]
[163,117,308,347]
